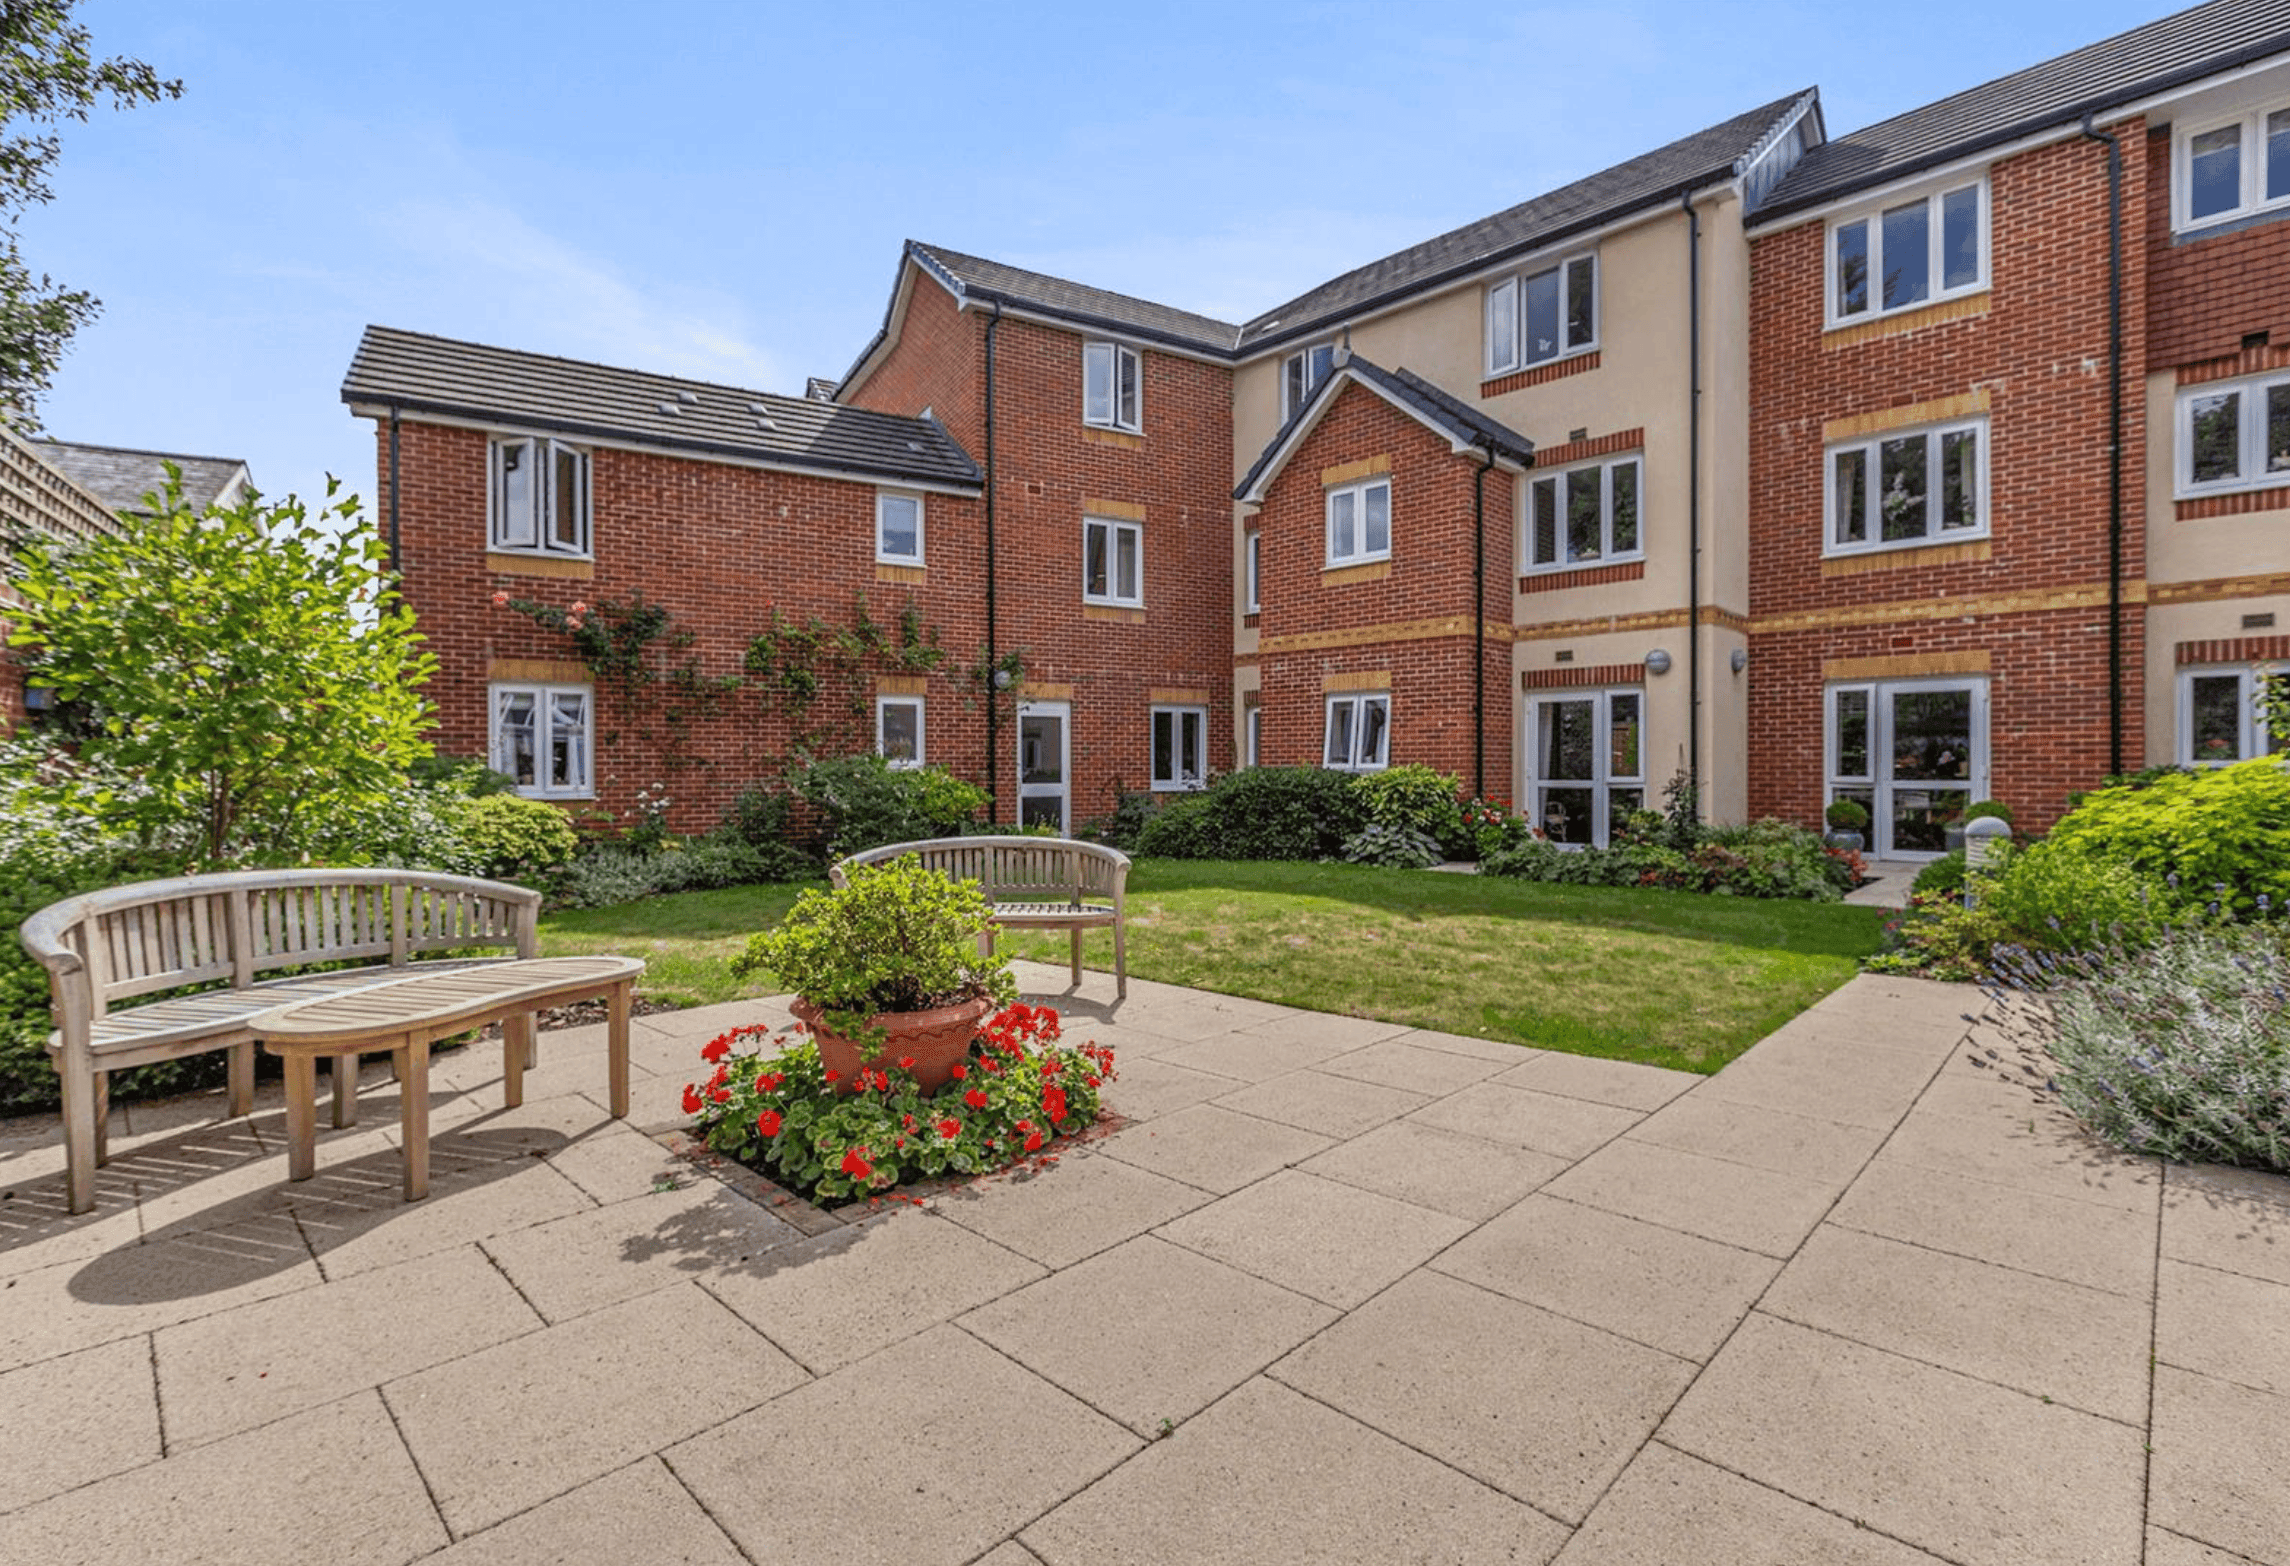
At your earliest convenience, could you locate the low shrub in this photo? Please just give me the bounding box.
[1340,823,1444,869]
[1353,764,1468,852]
[551,835,810,909]
[1132,766,1365,861]
[1481,817,1848,900]
[1962,799,2014,826]
[785,754,989,860]
[724,785,793,851]
[459,793,583,882]
[1913,850,1967,899]
[1074,789,1157,852]
[2045,757,2290,918]
[1824,798,1870,833]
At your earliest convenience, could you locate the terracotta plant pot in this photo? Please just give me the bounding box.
[792,994,997,1094]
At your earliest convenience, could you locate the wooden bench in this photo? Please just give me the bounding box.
[20,869,548,1214]
[831,836,1130,998]
[255,955,644,1201]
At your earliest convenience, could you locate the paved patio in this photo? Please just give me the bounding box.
[1,962,2285,1566]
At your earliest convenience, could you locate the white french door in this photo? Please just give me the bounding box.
[1016,700,1070,833]
[1528,689,1644,847]
[1827,679,1988,858]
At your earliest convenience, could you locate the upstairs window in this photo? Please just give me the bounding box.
[1245,531,1261,613]
[1083,341,1142,433]
[1830,180,1985,324]
[491,683,591,799]
[1281,342,1337,421]
[1083,515,1143,606]
[1325,477,1391,569]
[2177,370,2290,495]
[1826,419,1985,555]
[1324,692,1390,772]
[1525,455,1641,571]
[876,490,924,564]
[490,437,590,556]
[1486,254,1595,375]
[2179,105,2290,230]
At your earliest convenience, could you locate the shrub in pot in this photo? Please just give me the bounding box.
[1823,798,1869,851]
[731,857,1016,1091]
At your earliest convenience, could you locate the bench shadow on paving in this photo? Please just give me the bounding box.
[0,960,2286,1566]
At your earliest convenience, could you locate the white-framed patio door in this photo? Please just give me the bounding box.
[1828,678,1988,858]
[1017,700,1070,833]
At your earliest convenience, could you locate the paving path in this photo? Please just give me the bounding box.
[1,965,2284,1565]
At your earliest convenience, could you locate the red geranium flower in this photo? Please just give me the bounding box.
[680,1086,703,1116]
[964,1087,988,1110]
[949,1062,967,1080]
[756,1108,783,1137]
[700,1038,731,1064]
[709,1085,730,1104]
[841,1147,874,1179]
[1023,1129,1045,1153]
[937,1117,961,1138]
[824,1070,841,1084]
[898,1056,917,1070]
[759,1072,784,1093]
[1042,1085,1068,1124]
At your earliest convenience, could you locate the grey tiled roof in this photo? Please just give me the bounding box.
[36,440,250,516]
[1234,354,1535,501]
[1759,0,2290,220]
[907,242,1245,354]
[1236,91,1815,356]
[341,326,982,490]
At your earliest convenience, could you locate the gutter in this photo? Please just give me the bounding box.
[1682,190,1703,816]
[984,300,1004,822]
[2081,112,2127,776]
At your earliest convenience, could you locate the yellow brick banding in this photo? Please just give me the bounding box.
[874,563,927,586]
[875,674,927,696]
[1083,497,1147,521]
[1082,604,1146,624]
[1820,293,1990,351]
[2149,571,2290,605]
[1319,454,1392,487]
[1822,650,1993,680]
[487,552,595,581]
[1322,670,1392,692]
[1321,560,1393,588]
[1821,389,1992,442]
[1018,681,1076,700]
[488,658,590,683]
[1821,540,1994,577]
[1149,686,1211,704]
[1080,427,1144,451]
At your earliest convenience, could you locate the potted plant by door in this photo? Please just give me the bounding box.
[732,857,1017,1093]
[1823,798,1870,853]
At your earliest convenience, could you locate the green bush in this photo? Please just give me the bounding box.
[1976,838,2166,953]
[1351,764,1466,852]
[1340,823,1444,869]
[409,755,517,797]
[1824,798,1870,832]
[724,786,794,851]
[1913,850,1967,899]
[1482,818,1847,900]
[458,793,582,882]
[786,754,988,860]
[2045,757,2290,918]
[1132,766,1366,861]
[1075,789,1158,852]
[552,835,811,909]
[1962,799,2014,825]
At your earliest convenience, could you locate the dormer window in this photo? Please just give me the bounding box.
[489,437,590,557]
[1083,341,1142,433]
[1828,180,1986,325]
[1282,342,1337,421]
[1486,254,1596,376]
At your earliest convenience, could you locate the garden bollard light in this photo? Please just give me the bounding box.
[1964,816,2011,908]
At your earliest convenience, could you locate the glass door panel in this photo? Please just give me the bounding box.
[1017,702,1069,833]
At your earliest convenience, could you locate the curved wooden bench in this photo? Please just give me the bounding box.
[20,869,544,1214]
[830,836,1130,998]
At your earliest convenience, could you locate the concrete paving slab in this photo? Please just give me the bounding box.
[0,1211,317,1372]
[1760,1226,2151,1422]
[1094,1054,1246,1123]
[286,1143,597,1282]
[1543,1138,1840,1259]
[699,1206,1044,1374]
[1687,1058,1919,1131]
[931,1152,1207,1269]
[1874,1110,2162,1213]
[0,1390,443,1566]
[2161,1162,2290,1287]
[960,1233,1336,1436]
[1232,1009,1415,1050]
[1551,1440,1952,1566]
[1274,1269,1694,1525]
[1093,1102,1332,1193]
[1492,1052,1696,1111]
[1384,1026,1538,1063]
[1405,1081,1643,1159]
[1212,1067,1431,1138]
[0,1336,161,1513]
[1827,1157,2158,1296]
[1662,1313,2146,1566]
[1155,1168,1471,1308]
[2145,1527,2275,1566]
[415,1456,745,1566]
[2157,1259,2290,1396]
[1021,1376,1570,1566]
[0,1172,141,1280]
[973,1544,1047,1566]
[2149,1367,2290,1565]
[479,1179,804,1323]
[1315,1035,1516,1094]
[386,1282,805,1538]
[669,1323,1137,1566]
[1149,1028,1370,1083]
[1299,1118,1569,1221]
[1434,1193,1781,1363]
[1626,1096,1888,1184]
[154,1243,540,1448]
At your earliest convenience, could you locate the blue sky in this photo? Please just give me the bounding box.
[27,0,2168,513]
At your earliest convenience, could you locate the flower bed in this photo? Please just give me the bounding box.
[681,1002,1116,1203]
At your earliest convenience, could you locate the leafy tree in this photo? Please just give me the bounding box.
[6,474,436,864]
[0,2,179,423]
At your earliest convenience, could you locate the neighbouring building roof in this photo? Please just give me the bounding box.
[35,439,251,517]
[1235,90,1818,357]
[1234,353,1535,503]
[905,241,1246,355]
[1758,0,2290,221]
[342,326,982,491]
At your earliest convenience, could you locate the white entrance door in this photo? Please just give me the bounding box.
[1017,700,1070,833]
[1828,679,1988,858]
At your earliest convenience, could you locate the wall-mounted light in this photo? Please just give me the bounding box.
[992,669,1012,690]
[1730,648,1749,674]
[1643,649,1672,676]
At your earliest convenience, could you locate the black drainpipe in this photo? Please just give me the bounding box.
[1473,445,1495,801]
[2081,113,2126,776]
[1681,190,1703,813]
[984,300,1004,821]
[387,405,403,578]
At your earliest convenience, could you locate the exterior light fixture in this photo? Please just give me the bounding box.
[1730,648,1749,674]
[1643,649,1672,675]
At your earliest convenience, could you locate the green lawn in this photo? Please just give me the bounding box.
[539,860,1891,1074]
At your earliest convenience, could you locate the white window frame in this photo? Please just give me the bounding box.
[1484,253,1597,376]
[1245,531,1261,613]
[1280,341,1338,422]
[1825,177,1989,327]
[1150,704,1207,792]
[488,436,591,557]
[876,696,924,769]
[1324,477,1392,569]
[1526,687,1645,849]
[1082,515,1144,607]
[2175,370,2290,497]
[1523,454,1644,572]
[1244,704,1262,767]
[1323,692,1391,772]
[2178,667,2284,766]
[875,490,924,565]
[1823,417,1989,557]
[2175,103,2290,233]
[489,682,593,800]
[1824,678,1990,860]
[1083,340,1143,433]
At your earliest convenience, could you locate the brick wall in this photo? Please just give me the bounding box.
[1746,120,2150,834]
[845,271,985,457]
[2144,124,2290,370]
